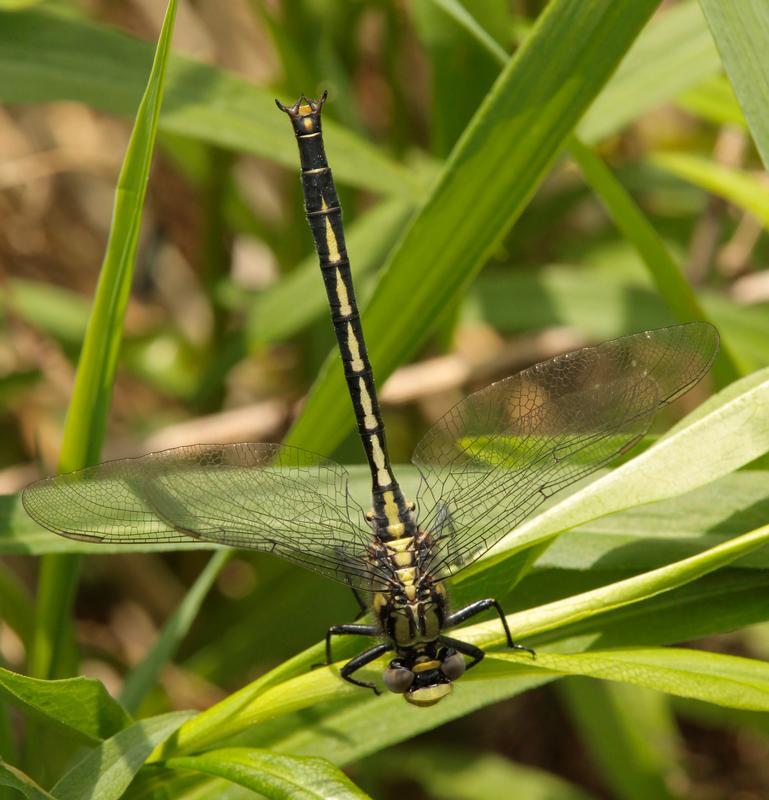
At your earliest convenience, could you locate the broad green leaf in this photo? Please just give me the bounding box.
[51,711,194,800]
[698,0,769,170]
[0,666,131,743]
[0,760,55,800]
[164,748,369,800]
[120,551,231,714]
[286,0,662,457]
[560,681,680,800]
[0,10,418,198]
[29,0,178,682]
[650,151,769,227]
[492,647,769,711]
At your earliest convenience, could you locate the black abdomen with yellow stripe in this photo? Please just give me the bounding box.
[277,93,415,541]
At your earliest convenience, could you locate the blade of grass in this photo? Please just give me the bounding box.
[0,760,55,800]
[163,748,370,800]
[568,139,740,385]
[0,10,419,198]
[493,647,769,712]
[286,0,663,457]
[28,0,178,682]
[119,550,232,714]
[429,0,739,385]
[698,0,769,170]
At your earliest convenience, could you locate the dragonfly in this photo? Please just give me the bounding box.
[23,92,720,707]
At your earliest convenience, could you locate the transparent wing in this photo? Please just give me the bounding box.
[413,323,719,578]
[23,442,386,590]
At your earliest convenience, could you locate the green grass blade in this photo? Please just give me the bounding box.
[650,151,769,226]
[428,0,739,387]
[698,0,769,170]
[119,551,232,714]
[163,748,370,800]
[286,0,662,457]
[28,0,178,683]
[0,10,418,197]
[51,711,194,800]
[568,139,740,385]
[493,647,769,712]
[0,667,131,743]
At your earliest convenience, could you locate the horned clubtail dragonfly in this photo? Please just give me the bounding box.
[23,93,719,706]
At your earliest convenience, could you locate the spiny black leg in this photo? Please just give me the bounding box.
[438,634,486,670]
[340,643,392,695]
[324,623,380,666]
[445,598,535,657]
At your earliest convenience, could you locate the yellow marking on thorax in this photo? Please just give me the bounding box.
[371,437,393,488]
[346,324,365,372]
[357,378,377,430]
[336,270,352,316]
[404,584,417,601]
[395,566,416,584]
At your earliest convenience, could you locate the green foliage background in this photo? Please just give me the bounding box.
[1,0,769,797]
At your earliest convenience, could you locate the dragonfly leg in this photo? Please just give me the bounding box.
[445,598,535,657]
[324,623,380,666]
[438,634,486,669]
[340,642,392,695]
[350,587,368,621]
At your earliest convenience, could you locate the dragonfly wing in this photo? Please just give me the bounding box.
[23,442,382,590]
[412,323,719,578]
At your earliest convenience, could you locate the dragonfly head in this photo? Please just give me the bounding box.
[383,647,466,706]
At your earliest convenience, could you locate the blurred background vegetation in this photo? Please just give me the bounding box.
[3,0,769,797]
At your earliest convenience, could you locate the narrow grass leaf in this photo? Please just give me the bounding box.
[0,760,55,800]
[0,667,131,743]
[493,648,769,712]
[650,151,769,227]
[0,10,417,197]
[568,139,739,386]
[698,0,769,170]
[286,0,662,457]
[28,0,178,682]
[164,748,369,800]
[119,551,232,714]
[51,711,194,800]
[469,523,769,648]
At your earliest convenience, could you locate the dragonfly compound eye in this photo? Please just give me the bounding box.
[383,664,414,694]
[440,650,466,681]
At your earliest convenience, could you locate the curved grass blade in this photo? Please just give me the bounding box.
[699,0,769,171]
[491,647,769,712]
[286,0,663,457]
[163,748,370,800]
[119,550,232,715]
[0,760,54,800]
[0,10,418,198]
[29,0,178,682]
